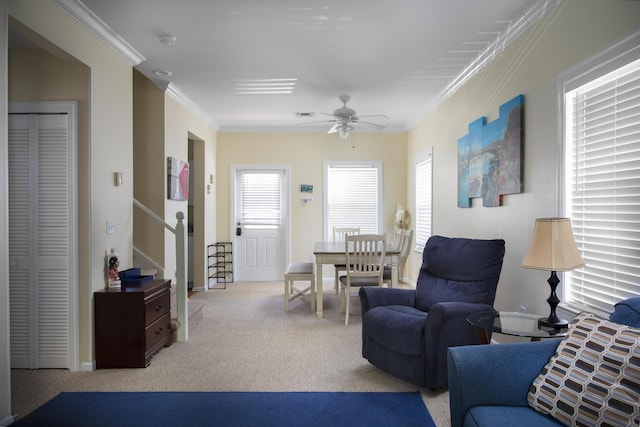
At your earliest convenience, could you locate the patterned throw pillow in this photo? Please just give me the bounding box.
[527,312,640,427]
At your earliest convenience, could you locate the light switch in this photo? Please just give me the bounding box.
[106,220,115,234]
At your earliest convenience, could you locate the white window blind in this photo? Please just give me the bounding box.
[325,162,381,238]
[564,57,640,315]
[415,149,433,252]
[241,171,281,228]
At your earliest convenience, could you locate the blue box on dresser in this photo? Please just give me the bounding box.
[118,268,153,287]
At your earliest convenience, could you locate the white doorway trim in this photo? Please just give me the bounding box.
[230,164,291,281]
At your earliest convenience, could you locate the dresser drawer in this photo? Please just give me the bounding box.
[145,312,172,353]
[144,290,170,326]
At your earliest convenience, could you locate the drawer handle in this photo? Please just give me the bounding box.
[155,304,164,311]
[155,328,164,335]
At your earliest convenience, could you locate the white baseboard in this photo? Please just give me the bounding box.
[80,361,95,372]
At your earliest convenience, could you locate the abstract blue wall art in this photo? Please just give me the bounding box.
[457,94,524,207]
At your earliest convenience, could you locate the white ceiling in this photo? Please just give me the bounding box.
[72,0,542,133]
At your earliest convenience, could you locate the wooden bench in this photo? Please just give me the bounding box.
[284,262,315,311]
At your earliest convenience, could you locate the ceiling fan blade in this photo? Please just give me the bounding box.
[356,114,390,119]
[305,97,388,133]
[295,120,337,126]
[355,120,386,130]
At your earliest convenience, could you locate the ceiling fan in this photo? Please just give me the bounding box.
[297,95,389,139]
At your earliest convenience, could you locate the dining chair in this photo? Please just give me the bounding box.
[339,234,386,325]
[332,227,360,294]
[390,227,405,251]
[383,229,413,286]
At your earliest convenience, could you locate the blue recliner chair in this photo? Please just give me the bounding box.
[447,297,640,427]
[359,235,506,389]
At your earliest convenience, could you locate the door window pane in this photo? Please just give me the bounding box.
[241,171,282,229]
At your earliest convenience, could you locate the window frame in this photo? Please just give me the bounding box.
[557,29,640,316]
[414,148,433,252]
[323,160,383,241]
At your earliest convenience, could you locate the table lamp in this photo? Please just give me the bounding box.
[520,217,585,329]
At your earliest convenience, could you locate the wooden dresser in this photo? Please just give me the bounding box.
[94,279,172,368]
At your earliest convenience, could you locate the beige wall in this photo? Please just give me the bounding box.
[2,0,134,369]
[8,43,96,373]
[133,71,218,288]
[1,0,135,419]
[133,70,166,268]
[217,132,408,266]
[406,0,640,329]
[164,95,217,287]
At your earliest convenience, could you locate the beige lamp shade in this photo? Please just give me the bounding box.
[521,217,585,271]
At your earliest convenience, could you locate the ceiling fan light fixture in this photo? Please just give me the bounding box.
[338,124,353,140]
[296,95,387,138]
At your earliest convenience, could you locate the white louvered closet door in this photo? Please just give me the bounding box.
[8,113,70,369]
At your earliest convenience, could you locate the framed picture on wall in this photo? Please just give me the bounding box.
[167,157,189,201]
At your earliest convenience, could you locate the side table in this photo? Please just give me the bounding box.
[467,311,568,344]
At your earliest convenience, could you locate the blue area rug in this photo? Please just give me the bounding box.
[12,391,435,427]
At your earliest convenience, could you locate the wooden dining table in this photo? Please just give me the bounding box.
[312,242,400,319]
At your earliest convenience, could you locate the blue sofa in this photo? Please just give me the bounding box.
[447,298,640,427]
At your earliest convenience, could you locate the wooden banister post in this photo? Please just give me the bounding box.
[175,211,188,342]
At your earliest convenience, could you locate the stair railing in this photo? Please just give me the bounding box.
[133,198,188,342]
[132,246,165,278]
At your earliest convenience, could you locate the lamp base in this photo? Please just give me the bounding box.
[538,270,569,330]
[538,317,569,330]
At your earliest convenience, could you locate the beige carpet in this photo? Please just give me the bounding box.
[11,281,450,425]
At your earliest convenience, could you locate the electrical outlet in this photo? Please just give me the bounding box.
[520,305,527,314]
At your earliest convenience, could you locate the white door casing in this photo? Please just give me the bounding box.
[231,165,289,282]
[8,102,78,370]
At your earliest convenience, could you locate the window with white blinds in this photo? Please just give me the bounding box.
[324,161,382,239]
[241,171,282,228]
[415,149,433,252]
[562,46,640,315]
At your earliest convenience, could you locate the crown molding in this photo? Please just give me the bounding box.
[152,80,171,92]
[408,0,560,129]
[433,0,559,106]
[163,83,220,132]
[52,0,219,131]
[51,0,145,65]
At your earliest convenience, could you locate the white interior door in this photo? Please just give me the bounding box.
[8,105,76,369]
[233,166,288,282]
